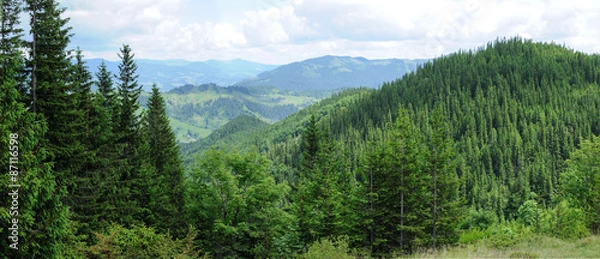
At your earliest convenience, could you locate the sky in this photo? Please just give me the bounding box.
[58,0,600,64]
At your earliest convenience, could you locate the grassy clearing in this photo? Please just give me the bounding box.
[406,235,600,258]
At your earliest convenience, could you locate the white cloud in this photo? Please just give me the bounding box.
[240,5,315,45]
[62,0,600,63]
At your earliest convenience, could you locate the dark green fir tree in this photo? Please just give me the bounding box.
[140,84,186,235]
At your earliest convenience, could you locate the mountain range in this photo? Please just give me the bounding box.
[235,55,428,91]
[85,58,278,91]
[86,56,427,92]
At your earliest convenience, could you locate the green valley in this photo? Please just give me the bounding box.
[138,84,328,143]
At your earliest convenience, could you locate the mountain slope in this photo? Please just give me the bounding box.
[235,55,427,91]
[180,87,373,159]
[183,38,600,219]
[85,58,279,91]
[180,114,269,158]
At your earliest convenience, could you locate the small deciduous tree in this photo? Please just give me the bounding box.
[560,135,600,234]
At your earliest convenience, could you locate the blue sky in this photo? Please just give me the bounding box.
[59,0,600,64]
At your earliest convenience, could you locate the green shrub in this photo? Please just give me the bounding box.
[298,236,354,259]
[487,222,533,248]
[458,227,492,244]
[517,199,539,226]
[85,224,207,259]
[538,200,590,240]
[459,209,497,230]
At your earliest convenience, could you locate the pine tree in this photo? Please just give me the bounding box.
[300,113,321,175]
[1,1,68,256]
[361,108,430,255]
[115,44,142,139]
[389,108,429,252]
[113,44,149,225]
[96,60,117,122]
[78,57,126,232]
[66,49,122,239]
[25,0,86,198]
[426,108,461,247]
[292,115,350,249]
[357,141,388,255]
[141,84,186,235]
[1,0,24,85]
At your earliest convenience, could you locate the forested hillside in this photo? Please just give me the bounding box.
[203,38,600,217]
[2,0,600,258]
[182,37,600,257]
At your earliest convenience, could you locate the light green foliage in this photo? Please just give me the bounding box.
[560,135,600,234]
[298,237,354,259]
[457,221,533,249]
[188,148,292,258]
[538,200,590,240]
[85,224,206,259]
[517,199,539,226]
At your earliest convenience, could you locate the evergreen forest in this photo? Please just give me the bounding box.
[2,1,600,258]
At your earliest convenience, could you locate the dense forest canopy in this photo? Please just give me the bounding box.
[1,0,600,258]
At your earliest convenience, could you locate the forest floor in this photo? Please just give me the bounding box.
[406,235,600,258]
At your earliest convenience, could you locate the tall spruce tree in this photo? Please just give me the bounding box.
[291,115,350,249]
[25,0,86,199]
[89,57,126,232]
[360,108,430,255]
[1,1,68,256]
[113,44,151,225]
[389,108,429,252]
[425,108,461,247]
[115,44,142,146]
[67,49,121,238]
[96,60,117,122]
[141,84,186,235]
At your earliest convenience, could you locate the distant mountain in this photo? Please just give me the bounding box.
[85,58,279,91]
[234,55,428,91]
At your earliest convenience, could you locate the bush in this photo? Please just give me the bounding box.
[298,236,354,259]
[459,209,497,230]
[458,227,492,244]
[486,222,534,248]
[517,199,539,226]
[538,200,590,240]
[85,224,207,259]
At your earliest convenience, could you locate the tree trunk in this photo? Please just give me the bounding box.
[31,5,37,112]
